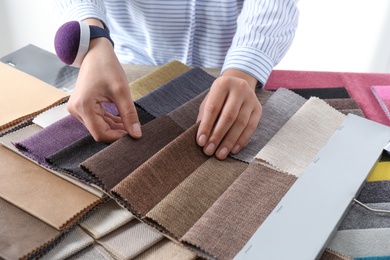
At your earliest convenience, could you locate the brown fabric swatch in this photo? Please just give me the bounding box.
[146,157,247,238]
[112,123,209,217]
[181,163,297,260]
[81,116,184,191]
[0,197,60,260]
[324,98,361,110]
[320,248,353,260]
[0,144,101,230]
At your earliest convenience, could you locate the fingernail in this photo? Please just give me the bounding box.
[198,134,207,146]
[232,144,241,154]
[204,143,215,155]
[132,123,142,137]
[218,147,229,158]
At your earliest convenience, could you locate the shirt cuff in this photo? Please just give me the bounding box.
[221,46,274,85]
[61,2,109,29]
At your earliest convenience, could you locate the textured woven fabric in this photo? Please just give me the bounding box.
[32,103,70,128]
[0,144,101,230]
[135,68,215,117]
[112,123,209,217]
[40,227,94,260]
[327,228,390,258]
[80,199,134,239]
[366,162,390,182]
[289,87,350,99]
[255,97,345,177]
[357,181,390,204]
[339,202,390,230]
[97,220,163,260]
[146,157,248,238]
[128,60,190,100]
[320,249,353,260]
[80,116,184,191]
[67,244,115,260]
[0,197,60,260]
[0,62,68,130]
[231,88,306,163]
[324,98,361,111]
[181,163,297,260]
[133,238,197,260]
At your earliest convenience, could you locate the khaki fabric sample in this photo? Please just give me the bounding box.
[0,144,101,230]
[0,197,60,260]
[67,244,115,260]
[97,219,163,260]
[0,62,68,130]
[133,238,197,260]
[40,227,94,260]
[80,199,134,239]
[255,97,345,177]
[181,163,297,260]
[128,60,190,100]
[112,123,209,217]
[146,157,247,238]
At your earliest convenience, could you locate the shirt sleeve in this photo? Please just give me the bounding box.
[53,0,108,27]
[221,0,299,85]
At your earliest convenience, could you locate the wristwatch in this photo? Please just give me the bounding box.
[54,20,114,68]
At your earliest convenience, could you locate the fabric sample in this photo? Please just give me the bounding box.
[80,199,134,239]
[366,162,390,182]
[324,98,361,111]
[0,144,101,230]
[289,87,350,99]
[112,123,209,217]
[371,85,390,122]
[320,249,353,260]
[0,62,69,130]
[339,202,390,230]
[146,157,248,238]
[357,181,390,204]
[97,220,163,260]
[40,227,94,260]
[67,244,115,260]
[327,228,390,258]
[133,238,197,260]
[181,163,297,260]
[80,116,184,191]
[32,103,70,128]
[135,67,215,117]
[128,60,190,100]
[255,97,345,177]
[231,88,306,163]
[0,197,60,260]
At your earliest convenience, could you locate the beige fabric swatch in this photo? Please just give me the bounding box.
[133,238,197,260]
[32,103,69,128]
[80,199,134,239]
[97,219,163,260]
[0,144,101,230]
[67,244,116,260]
[128,60,190,100]
[146,157,247,238]
[0,62,69,130]
[255,97,345,177]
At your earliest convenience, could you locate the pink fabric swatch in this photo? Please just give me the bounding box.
[371,85,390,121]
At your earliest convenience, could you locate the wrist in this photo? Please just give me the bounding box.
[222,69,258,91]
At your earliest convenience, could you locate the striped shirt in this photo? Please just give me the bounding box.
[54,0,299,84]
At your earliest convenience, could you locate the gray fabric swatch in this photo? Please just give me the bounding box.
[357,181,390,204]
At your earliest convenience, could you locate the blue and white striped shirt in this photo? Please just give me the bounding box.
[54,0,299,84]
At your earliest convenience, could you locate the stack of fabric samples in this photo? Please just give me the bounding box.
[1,60,390,260]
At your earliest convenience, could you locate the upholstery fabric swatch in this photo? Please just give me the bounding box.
[67,244,115,260]
[97,219,163,260]
[366,162,390,182]
[371,85,390,122]
[80,116,184,191]
[146,157,248,238]
[339,202,390,230]
[0,197,60,260]
[181,163,297,260]
[327,228,390,258]
[133,238,197,260]
[128,60,190,100]
[112,123,209,217]
[320,249,353,260]
[357,181,390,203]
[32,103,70,128]
[0,62,69,130]
[80,199,134,239]
[40,227,94,260]
[231,88,306,163]
[0,144,101,230]
[135,67,215,117]
[255,97,345,177]
[288,87,350,99]
[324,98,361,111]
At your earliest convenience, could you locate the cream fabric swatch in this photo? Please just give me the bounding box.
[67,244,115,260]
[40,227,94,260]
[80,199,134,239]
[133,239,197,260]
[97,219,164,259]
[0,144,101,230]
[32,103,69,128]
[255,97,345,177]
[0,62,69,130]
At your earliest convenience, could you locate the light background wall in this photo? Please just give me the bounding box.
[1,0,390,74]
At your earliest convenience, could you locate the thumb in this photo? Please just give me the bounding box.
[113,93,142,139]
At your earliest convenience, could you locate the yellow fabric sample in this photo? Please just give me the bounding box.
[367,161,390,182]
